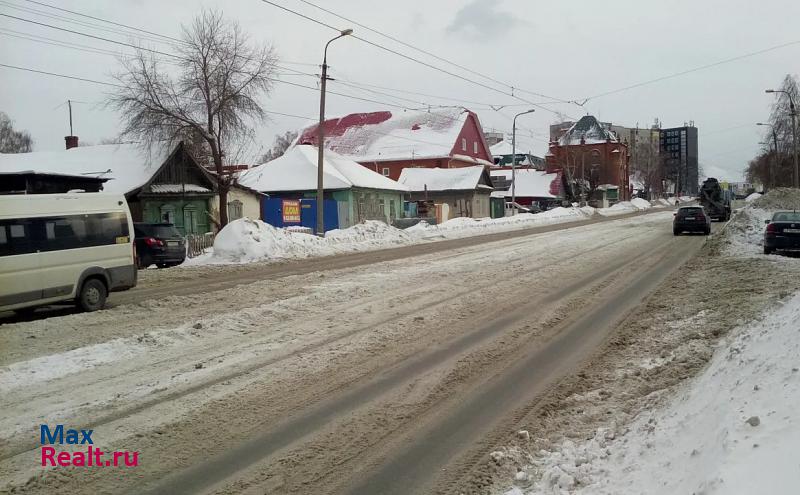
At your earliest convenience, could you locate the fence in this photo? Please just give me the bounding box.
[186,232,215,258]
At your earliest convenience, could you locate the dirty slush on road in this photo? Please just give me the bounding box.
[473,190,800,495]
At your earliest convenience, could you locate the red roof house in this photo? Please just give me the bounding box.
[296,108,494,181]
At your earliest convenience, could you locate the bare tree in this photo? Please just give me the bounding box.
[258,130,297,164]
[0,112,33,153]
[108,9,277,227]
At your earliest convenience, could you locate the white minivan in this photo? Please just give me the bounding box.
[0,193,137,314]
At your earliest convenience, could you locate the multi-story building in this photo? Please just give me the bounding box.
[660,124,699,195]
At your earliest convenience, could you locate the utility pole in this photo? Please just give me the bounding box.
[511,109,535,215]
[68,99,73,136]
[316,28,353,235]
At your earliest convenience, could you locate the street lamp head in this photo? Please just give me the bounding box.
[765,89,776,94]
[340,28,353,36]
[756,122,768,126]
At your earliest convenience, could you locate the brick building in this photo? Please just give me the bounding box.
[296,108,494,181]
[545,116,630,201]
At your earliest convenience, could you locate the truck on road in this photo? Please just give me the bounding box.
[698,177,731,222]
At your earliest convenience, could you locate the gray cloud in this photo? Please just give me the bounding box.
[446,0,522,40]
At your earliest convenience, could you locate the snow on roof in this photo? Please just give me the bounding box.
[150,183,211,194]
[0,144,171,194]
[489,140,535,157]
[397,166,486,192]
[557,115,618,146]
[238,145,408,193]
[296,108,468,162]
[489,169,561,198]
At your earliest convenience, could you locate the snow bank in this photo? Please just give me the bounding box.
[513,292,800,495]
[212,218,332,263]
[745,192,762,203]
[721,188,800,257]
[597,199,651,217]
[204,218,419,264]
[406,207,594,240]
[194,203,654,265]
[325,220,413,248]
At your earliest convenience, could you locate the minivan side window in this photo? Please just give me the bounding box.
[0,213,128,256]
[0,220,39,256]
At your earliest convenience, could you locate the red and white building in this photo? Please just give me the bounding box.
[296,108,494,181]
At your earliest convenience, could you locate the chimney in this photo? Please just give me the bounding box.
[65,135,79,150]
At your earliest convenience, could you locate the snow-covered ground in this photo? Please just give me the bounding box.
[499,188,800,495]
[188,202,658,265]
[509,293,800,495]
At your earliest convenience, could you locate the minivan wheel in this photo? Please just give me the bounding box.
[78,278,107,312]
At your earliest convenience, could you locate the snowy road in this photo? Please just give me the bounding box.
[0,211,708,494]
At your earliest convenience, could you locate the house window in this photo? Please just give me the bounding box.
[389,200,396,220]
[473,141,478,153]
[228,199,243,221]
[159,204,175,224]
[382,167,390,177]
[461,138,467,151]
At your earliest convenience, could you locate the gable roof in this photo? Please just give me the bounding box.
[296,108,479,162]
[0,143,174,195]
[489,169,562,199]
[557,115,619,146]
[397,165,491,192]
[238,145,408,193]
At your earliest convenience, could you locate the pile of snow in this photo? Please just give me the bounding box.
[745,192,762,203]
[406,207,594,240]
[211,218,332,263]
[597,199,651,217]
[193,202,655,265]
[722,188,800,257]
[325,220,413,248]
[751,187,800,210]
[511,292,800,495]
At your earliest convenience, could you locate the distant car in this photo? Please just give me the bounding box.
[133,223,186,268]
[673,206,710,235]
[763,211,800,255]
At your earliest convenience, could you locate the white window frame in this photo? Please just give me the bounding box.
[473,141,478,153]
[382,167,390,177]
[461,138,467,151]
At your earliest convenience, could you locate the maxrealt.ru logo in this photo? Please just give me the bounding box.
[40,425,139,467]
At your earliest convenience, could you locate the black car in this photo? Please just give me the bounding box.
[133,223,186,268]
[673,206,710,235]
[763,211,800,255]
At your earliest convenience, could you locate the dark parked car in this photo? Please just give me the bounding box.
[673,206,710,235]
[763,211,800,255]
[133,223,186,268]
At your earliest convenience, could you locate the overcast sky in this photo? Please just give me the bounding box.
[1,0,799,181]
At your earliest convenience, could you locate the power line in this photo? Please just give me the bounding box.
[0,28,134,58]
[0,62,122,87]
[1,0,178,47]
[19,0,182,45]
[582,39,800,103]
[0,13,183,60]
[257,0,573,118]
[293,0,568,104]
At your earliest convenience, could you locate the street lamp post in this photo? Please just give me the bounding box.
[765,89,799,188]
[757,122,779,190]
[316,28,353,235]
[511,109,535,215]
